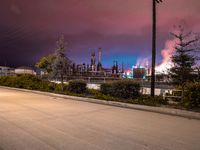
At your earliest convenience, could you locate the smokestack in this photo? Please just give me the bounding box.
[91,49,95,65]
[91,49,96,71]
[97,48,102,71]
[116,61,118,73]
[98,48,102,63]
[122,62,124,73]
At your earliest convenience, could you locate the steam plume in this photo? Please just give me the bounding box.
[155,38,177,74]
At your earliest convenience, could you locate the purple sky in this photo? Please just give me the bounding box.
[0,0,200,68]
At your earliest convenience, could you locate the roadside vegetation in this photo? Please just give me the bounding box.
[36,35,72,91]
[169,25,200,102]
[1,27,199,111]
[0,74,199,110]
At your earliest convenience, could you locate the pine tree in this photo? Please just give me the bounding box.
[169,25,200,100]
[52,34,72,91]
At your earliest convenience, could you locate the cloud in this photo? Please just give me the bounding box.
[10,4,21,15]
[0,0,200,67]
[155,39,178,74]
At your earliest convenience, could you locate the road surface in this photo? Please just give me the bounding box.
[0,88,200,150]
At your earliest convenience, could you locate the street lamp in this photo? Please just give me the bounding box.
[151,0,163,97]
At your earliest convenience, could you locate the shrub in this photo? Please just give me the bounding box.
[100,83,113,95]
[0,74,56,91]
[17,74,43,90]
[54,83,68,92]
[183,82,200,108]
[0,76,18,87]
[41,81,56,92]
[68,80,87,94]
[136,95,168,106]
[55,84,62,92]
[87,89,116,101]
[101,80,140,99]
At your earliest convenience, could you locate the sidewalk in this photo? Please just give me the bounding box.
[1,86,200,120]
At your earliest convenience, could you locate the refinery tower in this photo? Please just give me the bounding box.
[90,48,103,72]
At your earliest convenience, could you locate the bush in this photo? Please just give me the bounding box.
[87,89,116,101]
[136,95,168,106]
[184,82,200,108]
[54,83,68,92]
[100,83,113,95]
[101,80,140,99]
[17,74,43,90]
[68,80,87,94]
[41,81,56,91]
[0,76,18,87]
[55,84,62,92]
[0,74,56,91]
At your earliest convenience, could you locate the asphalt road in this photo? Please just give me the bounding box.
[0,88,200,150]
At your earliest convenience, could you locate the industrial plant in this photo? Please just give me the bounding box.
[69,48,125,80]
[0,48,153,81]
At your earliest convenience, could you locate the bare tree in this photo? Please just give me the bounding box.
[52,34,72,91]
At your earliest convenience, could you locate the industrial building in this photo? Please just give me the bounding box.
[70,48,124,79]
[15,66,36,75]
[0,48,124,81]
[0,66,15,76]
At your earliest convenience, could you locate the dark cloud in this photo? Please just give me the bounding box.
[0,0,200,67]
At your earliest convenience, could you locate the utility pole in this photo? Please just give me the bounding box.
[151,0,163,97]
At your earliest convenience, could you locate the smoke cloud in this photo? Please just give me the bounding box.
[155,39,178,74]
[134,38,177,74]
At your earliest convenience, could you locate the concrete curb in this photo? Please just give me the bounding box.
[1,86,200,120]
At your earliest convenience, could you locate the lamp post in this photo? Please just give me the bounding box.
[151,0,163,97]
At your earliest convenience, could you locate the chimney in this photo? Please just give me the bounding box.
[98,48,102,63]
[91,49,95,66]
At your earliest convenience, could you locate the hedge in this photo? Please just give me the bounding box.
[67,80,87,94]
[184,82,200,108]
[0,74,56,91]
[101,80,140,99]
[137,95,168,106]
